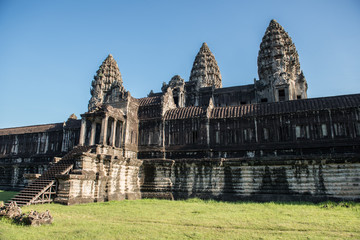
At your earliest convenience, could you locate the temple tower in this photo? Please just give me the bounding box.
[189,42,222,89]
[256,20,307,102]
[186,43,222,106]
[88,54,125,111]
[83,54,138,157]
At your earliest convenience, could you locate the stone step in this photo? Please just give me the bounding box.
[27,185,50,188]
[29,182,51,185]
[6,146,90,206]
[21,189,44,193]
[6,201,29,206]
[12,197,33,201]
[16,192,37,196]
[16,195,36,199]
[56,194,69,198]
[29,180,52,183]
[25,188,46,191]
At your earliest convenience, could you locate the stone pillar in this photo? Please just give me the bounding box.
[90,121,96,145]
[110,119,117,147]
[120,122,124,148]
[206,119,210,146]
[99,115,109,145]
[254,117,258,143]
[79,118,86,146]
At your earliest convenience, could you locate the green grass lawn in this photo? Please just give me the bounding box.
[0,192,359,240]
[0,190,18,203]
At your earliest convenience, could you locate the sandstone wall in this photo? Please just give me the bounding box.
[140,156,360,202]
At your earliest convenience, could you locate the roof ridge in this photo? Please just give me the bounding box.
[0,122,62,131]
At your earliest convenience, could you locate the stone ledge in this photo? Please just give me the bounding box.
[56,173,96,180]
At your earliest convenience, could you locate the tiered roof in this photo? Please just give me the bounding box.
[164,106,205,120]
[0,120,81,136]
[138,96,162,107]
[161,94,360,120]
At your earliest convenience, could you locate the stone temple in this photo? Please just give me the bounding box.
[1,20,359,205]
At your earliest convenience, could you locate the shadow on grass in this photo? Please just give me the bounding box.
[1,190,359,210]
[177,197,360,209]
[0,215,33,227]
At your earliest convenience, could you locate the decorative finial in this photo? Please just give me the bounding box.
[268,19,283,30]
[200,42,210,52]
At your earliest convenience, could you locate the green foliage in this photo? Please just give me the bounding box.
[0,196,359,239]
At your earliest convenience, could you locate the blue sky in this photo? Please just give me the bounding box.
[0,0,359,128]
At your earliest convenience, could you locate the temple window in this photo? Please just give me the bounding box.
[244,129,248,141]
[39,133,46,153]
[296,125,310,139]
[173,96,179,106]
[94,123,101,145]
[356,122,360,137]
[185,131,190,144]
[263,128,269,140]
[228,130,236,144]
[333,123,347,137]
[244,128,254,142]
[321,124,328,137]
[149,132,153,145]
[215,131,220,144]
[192,131,198,143]
[174,132,179,145]
[278,89,285,101]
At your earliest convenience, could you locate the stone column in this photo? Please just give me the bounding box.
[120,122,124,148]
[90,121,96,145]
[79,118,86,146]
[254,117,258,143]
[206,119,210,147]
[110,119,117,147]
[99,115,109,145]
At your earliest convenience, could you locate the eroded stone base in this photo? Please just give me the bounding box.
[140,156,360,202]
[55,145,142,205]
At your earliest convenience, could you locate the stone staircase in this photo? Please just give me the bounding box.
[7,145,92,206]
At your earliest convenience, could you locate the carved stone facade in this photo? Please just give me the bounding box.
[55,146,142,205]
[1,20,359,203]
[161,75,185,108]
